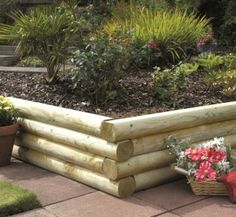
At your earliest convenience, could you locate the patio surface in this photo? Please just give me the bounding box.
[0,159,235,217]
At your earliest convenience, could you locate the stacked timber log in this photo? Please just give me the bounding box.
[10,97,236,197]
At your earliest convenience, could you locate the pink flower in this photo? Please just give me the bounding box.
[185,148,204,161]
[195,161,217,181]
[208,149,226,163]
[147,39,157,49]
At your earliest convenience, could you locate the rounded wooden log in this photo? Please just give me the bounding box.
[192,133,236,148]
[18,118,133,162]
[9,97,111,137]
[103,150,176,180]
[13,146,136,198]
[16,133,105,173]
[101,101,236,142]
[133,119,236,156]
[223,134,236,149]
[134,167,181,191]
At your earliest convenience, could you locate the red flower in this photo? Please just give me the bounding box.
[185,147,204,161]
[147,39,157,49]
[208,149,227,163]
[195,161,217,181]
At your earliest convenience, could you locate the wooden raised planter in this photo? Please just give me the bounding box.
[10,97,236,197]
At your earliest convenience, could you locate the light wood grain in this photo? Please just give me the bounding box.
[18,118,133,161]
[13,145,136,198]
[132,119,236,156]
[103,150,175,180]
[16,133,105,173]
[10,97,111,137]
[101,102,236,142]
[134,167,181,191]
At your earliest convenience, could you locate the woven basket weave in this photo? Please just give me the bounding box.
[190,180,227,196]
[173,165,228,196]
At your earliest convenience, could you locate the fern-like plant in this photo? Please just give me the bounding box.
[0,4,79,83]
[196,53,224,70]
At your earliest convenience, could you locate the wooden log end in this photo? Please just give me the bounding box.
[117,176,136,198]
[101,121,116,142]
[103,158,118,180]
[116,140,134,162]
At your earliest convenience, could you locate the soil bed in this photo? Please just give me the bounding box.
[0,70,234,118]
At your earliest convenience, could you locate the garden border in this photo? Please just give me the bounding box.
[11,97,236,197]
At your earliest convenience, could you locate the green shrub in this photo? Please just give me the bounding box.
[0,4,79,83]
[205,69,236,97]
[129,0,172,11]
[21,56,44,67]
[152,63,198,104]
[196,53,224,71]
[104,4,209,67]
[174,0,201,12]
[0,0,16,23]
[0,96,18,127]
[128,41,162,68]
[220,0,236,45]
[203,54,236,97]
[71,38,128,103]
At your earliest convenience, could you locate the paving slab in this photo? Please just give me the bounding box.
[173,197,236,217]
[158,212,181,217]
[45,191,166,217]
[2,159,235,217]
[134,180,207,210]
[0,158,96,206]
[11,208,56,217]
[15,175,96,206]
[0,159,50,181]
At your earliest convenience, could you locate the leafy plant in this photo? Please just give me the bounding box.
[205,69,236,97]
[104,4,209,66]
[0,5,80,83]
[200,54,236,97]
[220,0,236,45]
[0,96,18,127]
[222,55,236,69]
[196,53,224,71]
[71,38,128,104]
[21,56,44,67]
[0,0,16,23]
[152,62,198,104]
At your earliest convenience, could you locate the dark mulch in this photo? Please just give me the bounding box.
[0,69,234,118]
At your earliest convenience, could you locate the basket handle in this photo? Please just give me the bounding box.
[172,165,189,176]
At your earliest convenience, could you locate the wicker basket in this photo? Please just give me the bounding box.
[173,165,228,196]
[190,180,227,196]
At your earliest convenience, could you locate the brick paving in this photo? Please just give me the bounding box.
[0,159,235,217]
